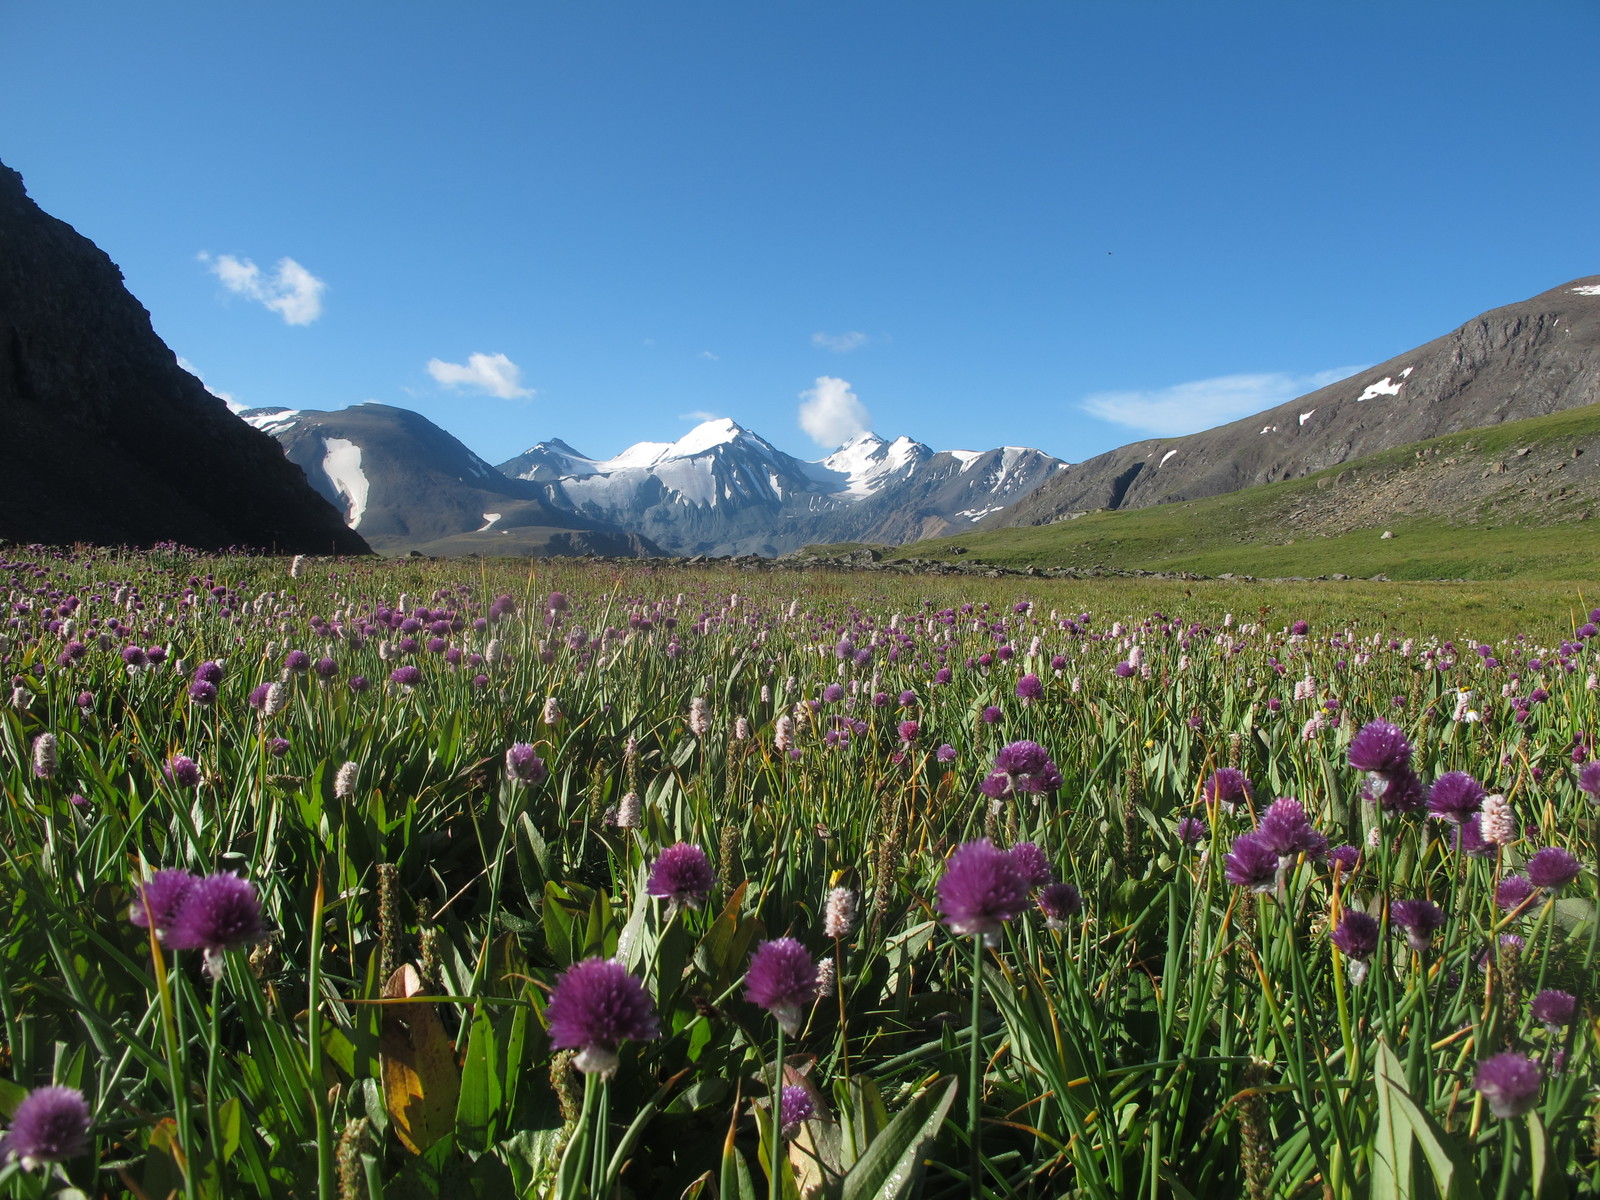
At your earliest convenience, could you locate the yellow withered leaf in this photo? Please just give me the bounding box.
[380,964,461,1154]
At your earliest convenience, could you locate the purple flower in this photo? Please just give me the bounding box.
[165,873,265,967]
[1008,842,1053,887]
[1525,847,1581,891]
[1531,989,1577,1030]
[121,645,147,668]
[313,657,339,679]
[1036,882,1081,928]
[1390,899,1445,952]
[1328,844,1361,874]
[283,650,311,673]
[504,743,547,786]
[1,1085,91,1166]
[936,743,957,763]
[546,957,660,1075]
[129,868,197,933]
[778,1084,815,1138]
[1497,875,1536,913]
[187,680,217,705]
[247,682,272,710]
[166,755,201,788]
[1427,772,1485,824]
[897,719,920,742]
[936,839,1031,941]
[1579,761,1600,798]
[1223,833,1278,892]
[268,737,291,758]
[389,665,422,689]
[745,938,820,1035]
[348,675,370,694]
[1256,798,1318,858]
[1474,1052,1541,1118]
[1202,768,1253,811]
[990,740,1063,794]
[1113,662,1135,678]
[1368,767,1426,814]
[1176,816,1208,846]
[1290,619,1310,636]
[646,843,715,909]
[193,660,224,685]
[1015,674,1044,702]
[1347,720,1413,775]
[821,684,844,703]
[980,705,1003,724]
[1330,910,1380,961]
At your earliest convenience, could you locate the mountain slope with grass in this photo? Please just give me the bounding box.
[878,402,1600,580]
[993,276,1600,530]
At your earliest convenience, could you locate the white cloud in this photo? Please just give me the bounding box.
[812,330,869,353]
[698,350,720,361]
[177,356,246,413]
[798,375,872,448]
[199,252,326,325]
[679,409,719,422]
[426,352,534,400]
[1080,366,1368,436]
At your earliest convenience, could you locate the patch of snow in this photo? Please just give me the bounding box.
[241,408,302,436]
[1358,377,1404,401]
[948,450,983,471]
[1399,366,1414,378]
[603,440,675,470]
[1260,425,1278,434]
[1159,449,1178,467]
[1571,284,1600,296]
[320,438,369,529]
[668,417,748,459]
[1298,410,1315,425]
[957,506,1004,521]
[477,513,502,532]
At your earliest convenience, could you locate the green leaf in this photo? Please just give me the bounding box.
[216,1095,243,1164]
[1382,1073,1484,1200]
[840,1076,958,1200]
[1528,1111,1549,1200]
[455,1009,504,1152]
[1372,1040,1414,1200]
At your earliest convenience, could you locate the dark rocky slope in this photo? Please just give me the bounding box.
[0,160,368,553]
[993,276,1600,528]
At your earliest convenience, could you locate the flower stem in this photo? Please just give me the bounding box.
[770,1021,786,1200]
[968,933,984,1199]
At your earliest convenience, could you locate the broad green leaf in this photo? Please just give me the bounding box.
[1372,1040,1414,1200]
[841,1077,958,1200]
[455,1009,504,1152]
[1383,1075,1484,1200]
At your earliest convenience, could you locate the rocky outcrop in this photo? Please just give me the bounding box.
[992,276,1600,528]
[0,160,368,553]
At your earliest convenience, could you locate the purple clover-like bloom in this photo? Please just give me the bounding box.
[1328,844,1361,874]
[1579,761,1600,798]
[1176,817,1208,846]
[1347,720,1413,775]
[1256,798,1319,858]
[348,675,370,694]
[193,660,223,685]
[980,705,1003,724]
[129,868,197,933]
[1497,875,1536,913]
[1113,662,1135,678]
[283,650,311,673]
[1223,833,1279,892]
[936,839,1031,942]
[166,755,201,788]
[897,719,920,743]
[1202,768,1253,811]
[1531,989,1577,1030]
[247,682,272,710]
[990,740,1063,794]
[1,1085,91,1166]
[821,684,844,704]
[164,873,265,976]
[546,957,660,1076]
[1525,847,1581,891]
[646,843,715,909]
[1330,910,1380,961]
[1036,882,1082,928]
[1367,766,1426,814]
[1453,816,1495,858]
[187,680,217,705]
[745,938,820,1035]
[1015,674,1044,702]
[1008,842,1053,887]
[390,665,422,689]
[504,743,547,786]
[936,744,957,763]
[313,657,339,679]
[1390,899,1446,952]
[778,1084,815,1138]
[1474,1052,1542,1118]
[1427,771,1486,824]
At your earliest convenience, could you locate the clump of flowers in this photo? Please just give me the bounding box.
[979,740,1063,799]
[504,743,547,787]
[646,843,714,910]
[1329,910,1380,984]
[1202,768,1253,812]
[1390,899,1445,952]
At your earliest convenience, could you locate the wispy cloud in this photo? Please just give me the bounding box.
[698,350,720,361]
[812,330,869,353]
[426,352,534,400]
[798,376,871,448]
[199,253,326,325]
[679,409,719,422]
[1080,366,1368,436]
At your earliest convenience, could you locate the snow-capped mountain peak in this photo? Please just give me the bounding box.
[816,431,932,498]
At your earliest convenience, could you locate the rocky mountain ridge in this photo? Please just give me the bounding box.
[0,159,368,553]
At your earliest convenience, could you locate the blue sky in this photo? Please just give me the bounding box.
[4,3,1597,467]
